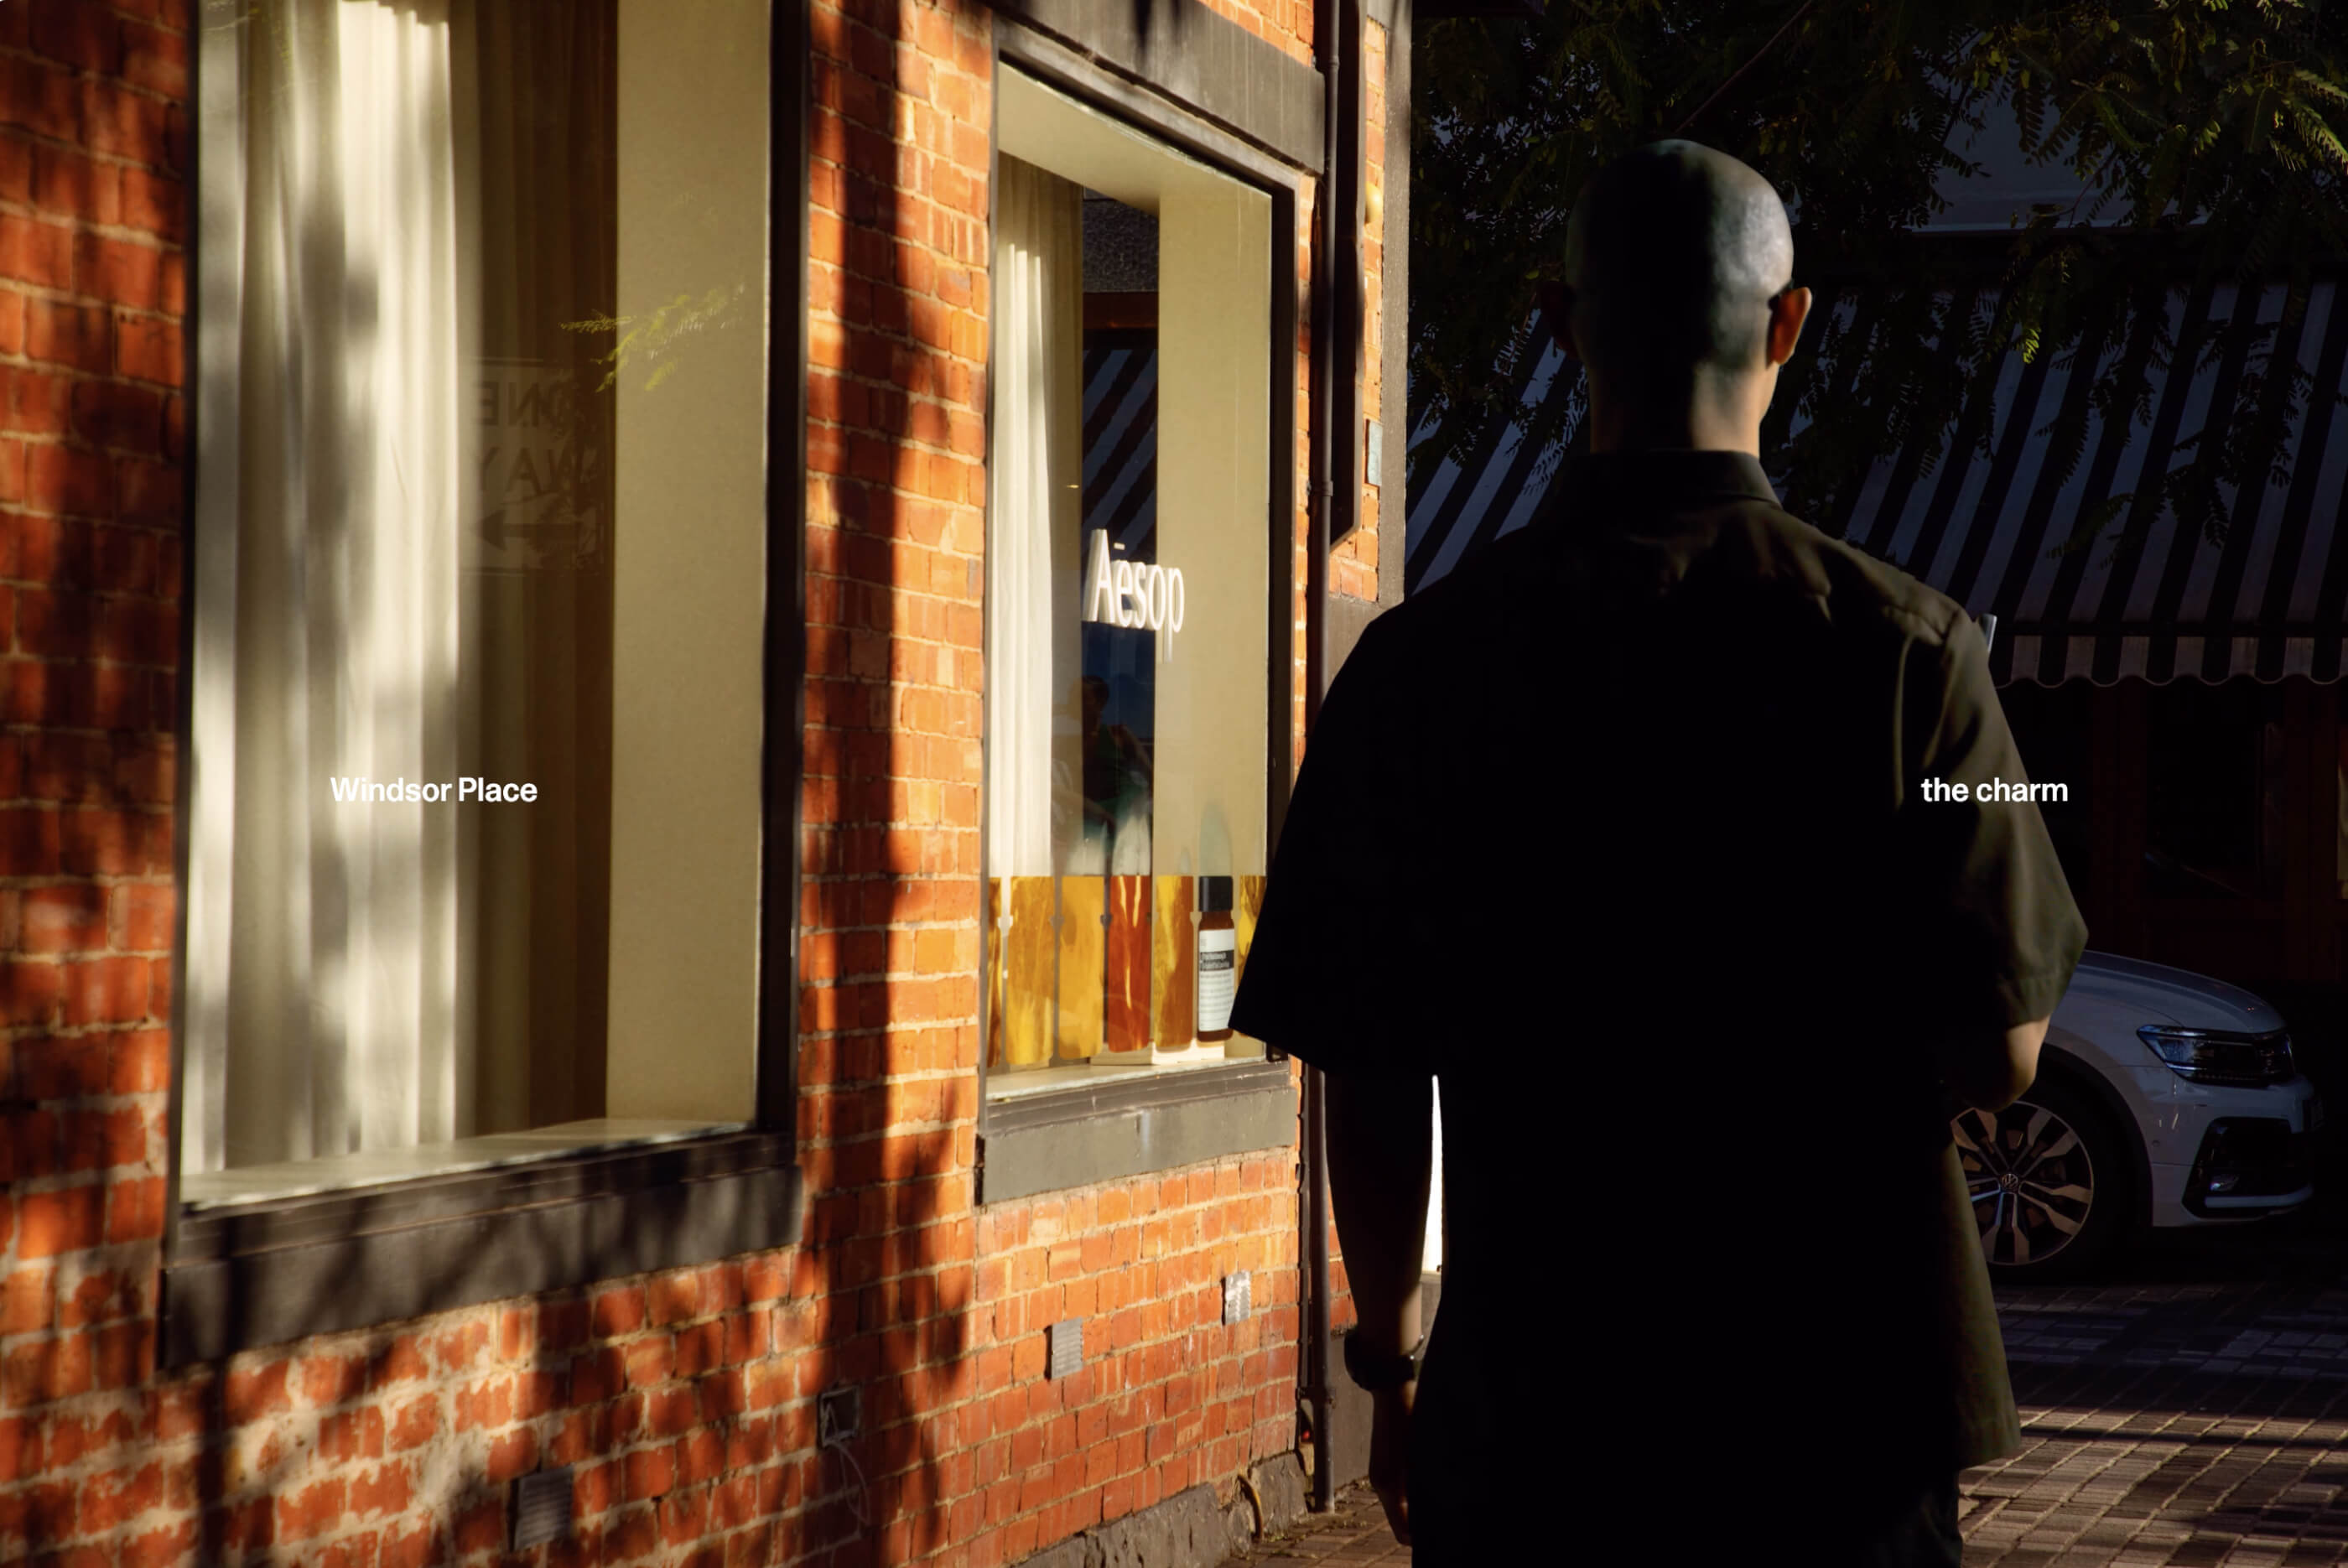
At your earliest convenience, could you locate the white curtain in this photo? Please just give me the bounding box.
[986,157,1084,878]
[201,0,475,1171]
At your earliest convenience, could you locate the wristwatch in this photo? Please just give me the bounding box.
[1343,1332,1426,1392]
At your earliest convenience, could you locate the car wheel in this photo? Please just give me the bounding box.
[1953,1075,2132,1282]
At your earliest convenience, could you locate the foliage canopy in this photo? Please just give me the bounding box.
[1408,1,2348,564]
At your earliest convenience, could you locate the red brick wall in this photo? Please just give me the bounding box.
[1,0,189,1550]
[965,1160,1303,1558]
[1327,18,1387,607]
[800,0,1327,1555]
[1194,0,1315,68]
[0,0,1371,1561]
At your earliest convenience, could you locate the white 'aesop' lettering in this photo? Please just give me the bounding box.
[1080,528,1186,661]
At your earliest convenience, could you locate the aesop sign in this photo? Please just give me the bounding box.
[1081,528,1186,662]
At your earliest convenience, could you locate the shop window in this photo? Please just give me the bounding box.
[1994,681,2092,898]
[2146,681,2285,901]
[181,0,772,1207]
[982,68,1273,1098]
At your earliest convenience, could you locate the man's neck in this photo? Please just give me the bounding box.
[1585,379,1769,456]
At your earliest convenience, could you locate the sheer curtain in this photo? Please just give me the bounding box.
[986,156,1084,880]
[985,157,1083,1068]
[198,0,474,1171]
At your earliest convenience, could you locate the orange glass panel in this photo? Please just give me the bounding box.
[1151,874,1196,1051]
[1105,875,1151,1052]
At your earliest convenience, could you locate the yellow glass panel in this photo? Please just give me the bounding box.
[1056,876,1107,1059]
[995,876,1056,1067]
[985,878,1005,1068]
[1233,875,1265,984]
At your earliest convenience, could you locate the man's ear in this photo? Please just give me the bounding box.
[1765,285,1813,368]
[1535,280,1577,359]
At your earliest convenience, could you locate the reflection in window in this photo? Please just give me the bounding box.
[2146,682,2284,900]
[1073,192,1159,878]
[983,69,1272,1083]
[184,0,770,1199]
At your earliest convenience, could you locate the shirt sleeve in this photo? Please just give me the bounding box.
[1228,615,1421,1077]
[1893,610,2088,1031]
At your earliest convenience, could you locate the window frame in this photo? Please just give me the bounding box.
[158,0,812,1368]
[973,22,1317,1203]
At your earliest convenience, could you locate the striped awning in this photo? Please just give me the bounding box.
[1405,279,2348,685]
[1083,329,1157,558]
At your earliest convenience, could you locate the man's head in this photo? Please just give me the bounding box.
[1538,140,1811,451]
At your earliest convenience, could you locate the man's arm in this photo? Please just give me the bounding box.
[1324,1070,1431,1362]
[1899,612,2086,1114]
[1940,1017,2049,1112]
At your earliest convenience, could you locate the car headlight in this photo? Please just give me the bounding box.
[2137,1025,2294,1087]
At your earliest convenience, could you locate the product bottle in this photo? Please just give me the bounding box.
[1196,875,1236,1043]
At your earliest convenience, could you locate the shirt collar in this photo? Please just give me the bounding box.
[1549,449,1780,517]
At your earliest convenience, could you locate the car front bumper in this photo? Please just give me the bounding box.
[2148,1075,2322,1227]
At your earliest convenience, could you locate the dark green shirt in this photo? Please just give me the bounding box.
[1233,450,2086,1513]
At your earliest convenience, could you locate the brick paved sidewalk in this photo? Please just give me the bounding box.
[1213,1281,2348,1566]
[1962,1282,2348,1565]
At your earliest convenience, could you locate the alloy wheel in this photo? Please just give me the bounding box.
[1956,1101,2098,1267]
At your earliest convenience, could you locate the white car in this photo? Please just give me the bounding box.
[1957,949,2324,1281]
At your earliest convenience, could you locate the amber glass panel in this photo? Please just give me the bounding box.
[1056,878,1108,1059]
[1233,875,1265,989]
[1151,874,1197,1051]
[986,878,1007,1068]
[990,877,1057,1067]
[1105,875,1151,1051]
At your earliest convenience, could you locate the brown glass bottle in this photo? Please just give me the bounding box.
[1196,875,1236,1043]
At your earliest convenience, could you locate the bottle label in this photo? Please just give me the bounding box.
[1197,927,1238,1033]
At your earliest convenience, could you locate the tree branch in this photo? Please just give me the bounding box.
[1671,0,1818,138]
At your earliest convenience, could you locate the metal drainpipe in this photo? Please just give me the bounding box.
[1302,0,1363,1519]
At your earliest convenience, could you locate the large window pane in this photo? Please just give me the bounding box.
[183,0,768,1202]
[984,70,1271,1089]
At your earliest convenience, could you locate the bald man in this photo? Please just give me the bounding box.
[1231,141,2085,1563]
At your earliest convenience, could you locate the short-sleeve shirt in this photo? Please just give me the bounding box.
[1231,449,2087,1520]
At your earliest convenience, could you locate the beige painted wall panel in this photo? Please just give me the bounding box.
[605,0,768,1121]
[1152,175,1271,888]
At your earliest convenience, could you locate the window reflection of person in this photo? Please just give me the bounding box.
[1079,675,1152,873]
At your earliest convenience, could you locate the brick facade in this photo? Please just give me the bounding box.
[0,0,1379,1561]
[2,0,190,1555]
[1328,18,1387,607]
